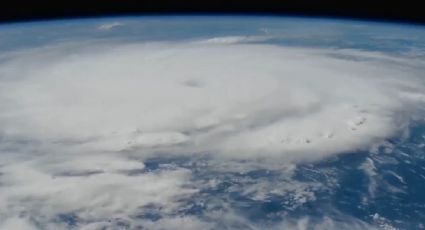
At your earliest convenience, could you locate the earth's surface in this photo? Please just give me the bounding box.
[0,16,425,230]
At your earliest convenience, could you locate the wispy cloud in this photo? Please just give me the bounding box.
[97,22,124,31]
[196,35,273,44]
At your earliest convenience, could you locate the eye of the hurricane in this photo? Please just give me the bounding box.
[0,17,424,230]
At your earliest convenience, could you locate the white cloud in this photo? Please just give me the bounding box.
[273,215,381,230]
[0,41,423,160]
[0,151,195,229]
[138,217,214,230]
[97,22,124,31]
[0,38,424,229]
[197,35,272,44]
[0,217,37,230]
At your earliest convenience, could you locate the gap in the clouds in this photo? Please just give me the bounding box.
[55,213,80,228]
[135,203,164,221]
[3,122,424,229]
[289,120,425,229]
[100,120,425,229]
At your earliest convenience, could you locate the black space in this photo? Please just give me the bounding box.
[0,0,424,25]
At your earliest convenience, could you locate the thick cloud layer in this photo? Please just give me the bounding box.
[1,42,424,159]
[0,38,424,229]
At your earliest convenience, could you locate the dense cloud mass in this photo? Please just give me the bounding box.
[0,36,424,229]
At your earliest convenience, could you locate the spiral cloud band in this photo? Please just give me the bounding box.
[0,37,424,229]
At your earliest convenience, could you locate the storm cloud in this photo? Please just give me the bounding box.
[0,38,424,229]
